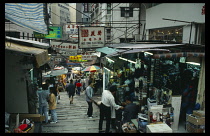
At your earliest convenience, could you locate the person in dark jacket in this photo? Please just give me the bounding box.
[122,96,137,123]
[66,80,76,104]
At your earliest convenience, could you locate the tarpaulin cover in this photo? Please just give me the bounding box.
[5,3,48,34]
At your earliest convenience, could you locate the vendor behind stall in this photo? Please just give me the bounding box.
[122,96,138,124]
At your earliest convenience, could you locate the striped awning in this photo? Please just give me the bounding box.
[152,52,205,59]
[5,3,48,34]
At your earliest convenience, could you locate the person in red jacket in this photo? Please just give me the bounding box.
[76,80,82,96]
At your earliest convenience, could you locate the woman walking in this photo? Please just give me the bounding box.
[49,87,58,123]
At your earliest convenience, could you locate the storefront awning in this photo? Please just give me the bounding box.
[6,36,50,49]
[105,48,170,57]
[5,41,50,67]
[96,47,123,54]
[112,43,185,49]
[152,52,205,59]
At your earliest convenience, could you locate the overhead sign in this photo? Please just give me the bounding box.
[51,42,78,51]
[58,51,77,56]
[79,26,105,48]
[65,24,83,34]
[69,55,88,62]
[34,26,62,39]
[69,55,82,60]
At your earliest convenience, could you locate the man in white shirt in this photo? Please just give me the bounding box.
[99,85,124,133]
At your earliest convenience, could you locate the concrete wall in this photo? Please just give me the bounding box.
[146,3,205,29]
[111,3,139,43]
[69,3,77,24]
[5,53,29,113]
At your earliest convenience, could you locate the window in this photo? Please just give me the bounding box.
[83,3,89,12]
[120,7,133,17]
[149,27,183,43]
[107,3,111,14]
[106,29,111,35]
[147,3,161,8]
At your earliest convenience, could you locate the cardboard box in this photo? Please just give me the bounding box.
[186,114,205,125]
[10,114,45,123]
[126,129,137,133]
[186,123,204,133]
[193,110,205,118]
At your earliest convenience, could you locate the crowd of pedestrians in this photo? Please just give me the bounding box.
[37,79,59,124]
[38,72,138,133]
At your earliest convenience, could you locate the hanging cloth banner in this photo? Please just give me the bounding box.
[5,3,48,34]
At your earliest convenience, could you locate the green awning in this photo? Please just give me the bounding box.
[96,47,119,55]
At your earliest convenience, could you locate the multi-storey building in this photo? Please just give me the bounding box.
[130,3,205,45]
[90,3,139,44]
[49,3,71,40]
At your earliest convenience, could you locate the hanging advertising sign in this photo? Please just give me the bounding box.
[34,26,62,39]
[58,50,77,56]
[79,26,105,48]
[69,55,82,60]
[65,24,81,34]
[51,42,78,51]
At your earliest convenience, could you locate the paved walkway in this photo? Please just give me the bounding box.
[41,91,107,133]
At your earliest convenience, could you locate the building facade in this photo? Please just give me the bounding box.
[130,3,205,45]
[49,3,71,40]
[89,3,139,44]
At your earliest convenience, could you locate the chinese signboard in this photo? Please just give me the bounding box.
[79,26,105,48]
[69,55,88,62]
[51,42,78,51]
[78,52,98,60]
[58,51,77,56]
[69,55,82,60]
[65,24,83,34]
[34,26,62,39]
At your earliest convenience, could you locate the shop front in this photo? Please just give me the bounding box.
[100,43,205,133]
[5,40,50,114]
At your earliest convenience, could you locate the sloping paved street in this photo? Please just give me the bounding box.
[41,91,107,133]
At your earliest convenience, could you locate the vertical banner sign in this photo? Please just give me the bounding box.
[79,26,105,48]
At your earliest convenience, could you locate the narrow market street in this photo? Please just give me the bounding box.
[41,91,108,133]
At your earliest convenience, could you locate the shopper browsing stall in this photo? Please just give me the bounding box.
[122,96,138,124]
[99,85,124,133]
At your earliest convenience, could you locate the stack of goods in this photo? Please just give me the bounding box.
[186,110,205,133]
[122,122,137,133]
[14,119,34,133]
[146,122,173,133]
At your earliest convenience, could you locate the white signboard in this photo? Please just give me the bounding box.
[65,24,80,34]
[58,50,77,56]
[51,42,78,51]
[65,24,84,35]
[79,26,105,48]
